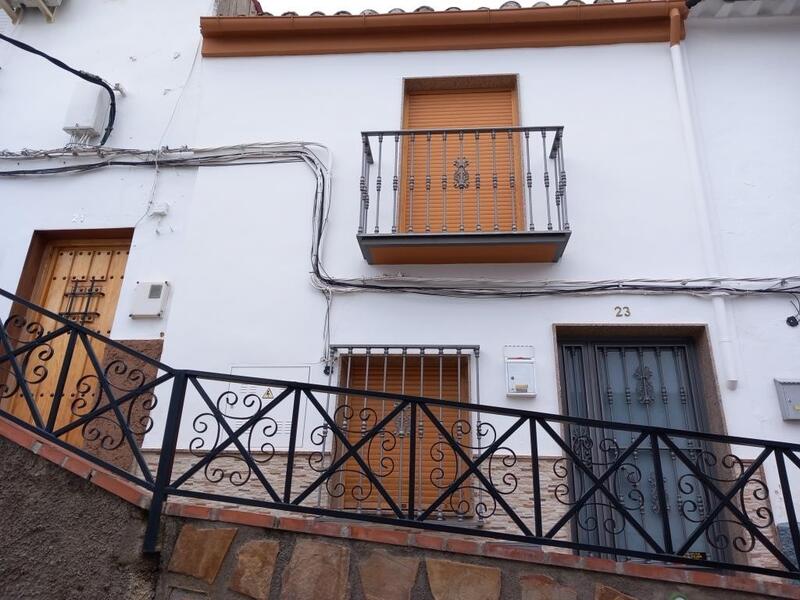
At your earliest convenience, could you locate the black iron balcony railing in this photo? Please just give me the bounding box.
[357,126,571,264]
[1,286,799,581]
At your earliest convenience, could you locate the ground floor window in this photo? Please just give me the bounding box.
[329,345,478,515]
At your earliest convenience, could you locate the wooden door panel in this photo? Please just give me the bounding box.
[5,240,130,445]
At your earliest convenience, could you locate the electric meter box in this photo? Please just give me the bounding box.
[774,379,800,421]
[504,345,536,398]
[62,84,110,139]
[129,281,170,319]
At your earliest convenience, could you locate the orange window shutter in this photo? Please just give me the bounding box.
[400,88,523,234]
[336,355,472,513]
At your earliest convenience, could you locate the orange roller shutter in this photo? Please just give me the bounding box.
[400,88,524,234]
[334,354,473,514]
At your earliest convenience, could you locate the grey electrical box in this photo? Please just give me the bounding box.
[774,379,800,421]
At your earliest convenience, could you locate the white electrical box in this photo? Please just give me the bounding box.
[129,281,170,319]
[4,0,64,23]
[227,366,312,450]
[62,84,110,139]
[504,345,536,398]
[774,379,800,421]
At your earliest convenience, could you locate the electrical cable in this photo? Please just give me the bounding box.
[2,143,800,300]
[0,32,116,145]
[135,40,203,227]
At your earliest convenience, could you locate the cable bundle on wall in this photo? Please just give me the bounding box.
[2,142,800,301]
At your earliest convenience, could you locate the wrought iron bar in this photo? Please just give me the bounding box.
[45,328,77,432]
[524,130,534,231]
[374,134,383,233]
[2,287,800,580]
[458,131,466,232]
[541,131,553,231]
[558,137,569,230]
[392,134,400,233]
[508,130,517,232]
[650,432,673,554]
[425,132,432,233]
[530,417,543,537]
[408,133,415,232]
[441,132,448,232]
[359,135,369,235]
[776,450,800,567]
[143,371,187,553]
[491,130,499,231]
[475,132,482,231]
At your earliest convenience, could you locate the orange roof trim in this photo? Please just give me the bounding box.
[200,1,688,57]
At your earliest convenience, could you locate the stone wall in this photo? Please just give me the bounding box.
[146,450,780,568]
[154,515,795,600]
[0,436,158,600]
[2,417,796,600]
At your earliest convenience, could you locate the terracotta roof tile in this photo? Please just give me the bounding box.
[216,0,649,18]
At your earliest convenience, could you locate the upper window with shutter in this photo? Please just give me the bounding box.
[357,75,570,265]
[401,78,523,234]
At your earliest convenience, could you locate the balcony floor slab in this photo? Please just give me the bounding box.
[357,230,571,264]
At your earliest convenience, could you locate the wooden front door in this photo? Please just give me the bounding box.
[335,353,472,516]
[4,238,130,445]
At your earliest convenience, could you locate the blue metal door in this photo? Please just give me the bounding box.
[560,340,720,561]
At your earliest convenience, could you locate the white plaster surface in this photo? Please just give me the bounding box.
[0,2,798,518]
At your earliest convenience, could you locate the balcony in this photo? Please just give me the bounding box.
[357,126,570,265]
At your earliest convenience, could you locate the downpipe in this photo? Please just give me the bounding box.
[669,8,739,390]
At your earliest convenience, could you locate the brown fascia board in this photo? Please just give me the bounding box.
[200,1,688,57]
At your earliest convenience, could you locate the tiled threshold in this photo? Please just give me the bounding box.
[0,416,797,600]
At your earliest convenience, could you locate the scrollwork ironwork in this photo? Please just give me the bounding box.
[190,390,279,487]
[675,445,774,556]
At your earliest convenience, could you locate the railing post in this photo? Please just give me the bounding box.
[359,135,370,235]
[143,370,187,554]
[408,402,417,519]
[529,417,543,537]
[650,432,673,554]
[775,450,800,569]
[46,328,77,431]
[284,388,301,503]
[558,137,569,231]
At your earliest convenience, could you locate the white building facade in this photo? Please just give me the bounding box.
[1,0,799,578]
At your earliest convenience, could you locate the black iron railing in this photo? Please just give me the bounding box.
[1,286,799,580]
[360,126,567,236]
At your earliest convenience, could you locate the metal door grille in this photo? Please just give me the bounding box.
[326,345,481,518]
[560,340,723,562]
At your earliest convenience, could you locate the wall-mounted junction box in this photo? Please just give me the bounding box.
[2,0,64,23]
[227,365,312,449]
[774,379,800,421]
[129,281,170,319]
[62,84,110,140]
[504,345,536,398]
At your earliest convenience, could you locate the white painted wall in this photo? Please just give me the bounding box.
[1,2,799,519]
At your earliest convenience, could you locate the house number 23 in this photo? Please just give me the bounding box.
[614,306,631,317]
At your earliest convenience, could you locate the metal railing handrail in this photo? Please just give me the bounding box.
[359,124,568,236]
[362,125,564,163]
[1,286,798,580]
